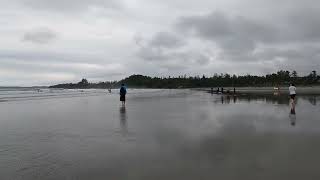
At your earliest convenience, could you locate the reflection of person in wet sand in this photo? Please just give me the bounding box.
[289,84,297,126]
[289,106,296,126]
[226,95,231,104]
[233,95,237,103]
[119,106,128,134]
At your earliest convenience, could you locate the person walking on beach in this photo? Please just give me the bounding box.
[289,83,296,108]
[120,84,127,105]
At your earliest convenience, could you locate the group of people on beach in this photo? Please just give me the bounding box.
[118,83,297,105]
[118,83,298,126]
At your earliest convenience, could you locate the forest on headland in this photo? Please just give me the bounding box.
[49,70,320,89]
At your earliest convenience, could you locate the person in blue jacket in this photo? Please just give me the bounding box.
[120,84,127,105]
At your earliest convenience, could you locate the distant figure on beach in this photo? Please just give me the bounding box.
[289,83,296,108]
[120,84,127,105]
[273,86,281,95]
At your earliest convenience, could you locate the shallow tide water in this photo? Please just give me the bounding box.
[0,89,320,180]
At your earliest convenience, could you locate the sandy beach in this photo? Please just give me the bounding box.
[0,89,320,180]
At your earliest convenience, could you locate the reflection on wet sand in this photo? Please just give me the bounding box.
[221,96,231,104]
[119,105,128,135]
[213,94,318,106]
[1,90,320,180]
[307,96,317,106]
[233,95,237,103]
[217,94,303,127]
[289,107,296,126]
[215,94,319,106]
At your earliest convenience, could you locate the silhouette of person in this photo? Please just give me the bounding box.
[120,84,127,105]
[289,83,296,108]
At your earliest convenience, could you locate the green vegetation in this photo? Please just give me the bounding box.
[49,70,320,89]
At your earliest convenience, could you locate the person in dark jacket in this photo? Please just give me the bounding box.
[120,84,127,105]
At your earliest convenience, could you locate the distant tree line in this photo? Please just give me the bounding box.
[49,70,320,89]
[49,78,117,89]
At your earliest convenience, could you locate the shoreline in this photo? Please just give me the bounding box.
[195,86,320,95]
[2,86,319,96]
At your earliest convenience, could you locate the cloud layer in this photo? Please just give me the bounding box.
[22,28,58,44]
[0,0,319,86]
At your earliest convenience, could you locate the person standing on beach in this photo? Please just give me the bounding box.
[289,83,296,108]
[120,84,127,105]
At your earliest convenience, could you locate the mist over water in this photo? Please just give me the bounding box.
[0,89,319,180]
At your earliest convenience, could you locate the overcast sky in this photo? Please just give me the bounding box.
[0,0,319,86]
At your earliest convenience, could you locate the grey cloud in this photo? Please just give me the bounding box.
[256,46,320,72]
[22,28,58,44]
[177,8,320,45]
[218,45,320,72]
[0,58,126,85]
[176,12,275,53]
[136,31,187,61]
[137,47,168,62]
[256,46,320,62]
[137,2,320,76]
[177,12,232,39]
[174,9,320,66]
[216,45,320,75]
[149,32,186,49]
[286,8,320,42]
[0,49,128,84]
[137,44,211,71]
[137,43,211,64]
[0,49,108,63]
[20,0,122,12]
[2,0,320,86]
[195,53,210,65]
[136,31,187,62]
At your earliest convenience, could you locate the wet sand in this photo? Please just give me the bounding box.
[0,89,320,180]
